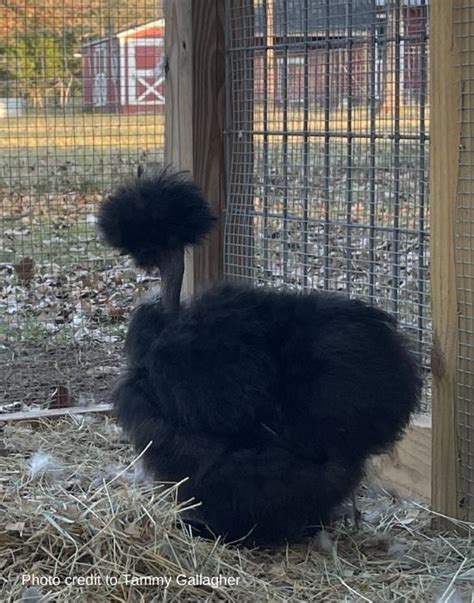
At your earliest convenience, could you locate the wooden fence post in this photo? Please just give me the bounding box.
[430,0,468,524]
[452,0,474,522]
[165,0,225,295]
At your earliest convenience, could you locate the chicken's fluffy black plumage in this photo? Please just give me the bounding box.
[99,167,216,269]
[99,168,421,546]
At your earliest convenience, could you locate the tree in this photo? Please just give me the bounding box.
[5,36,37,100]
[3,32,79,106]
[0,1,162,39]
[0,0,163,106]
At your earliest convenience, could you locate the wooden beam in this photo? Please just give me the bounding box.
[430,0,466,523]
[164,0,194,299]
[192,0,225,289]
[165,0,225,294]
[0,404,113,423]
[454,0,474,522]
[372,415,431,502]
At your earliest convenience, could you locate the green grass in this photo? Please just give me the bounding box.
[0,112,165,192]
[0,112,165,149]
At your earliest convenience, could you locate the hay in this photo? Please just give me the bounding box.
[0,415,472,602]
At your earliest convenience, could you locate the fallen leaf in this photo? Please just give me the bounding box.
[107,306,126,321]
[15,257,35,282]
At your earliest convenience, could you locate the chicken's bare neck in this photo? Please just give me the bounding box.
[158,248,185,312]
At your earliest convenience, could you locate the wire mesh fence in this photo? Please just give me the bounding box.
[225,0,431,408]
[0,1,165,411]
[454,1,474,518]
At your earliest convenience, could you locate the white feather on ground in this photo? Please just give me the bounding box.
[28,451,63,481]
[21,587,50,602]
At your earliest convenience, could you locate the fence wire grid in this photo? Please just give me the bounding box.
[454,1,474,518]
[0,1,165,411]
[225,0,431,409]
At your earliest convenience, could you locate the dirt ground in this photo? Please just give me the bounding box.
[0,341,122,411]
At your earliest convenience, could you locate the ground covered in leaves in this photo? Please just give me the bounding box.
[0,111,164,411]
[0,188,157,411]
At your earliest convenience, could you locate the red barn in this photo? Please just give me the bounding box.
[82,19,165,113]
[253,1,428,107]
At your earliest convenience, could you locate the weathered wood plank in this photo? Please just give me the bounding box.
[453,0,474,522]
[164,0,195,299]
[165,0,225,294]
[0,404,113,423]
[430,0,466,522]
[192,0,226,289]
[372,415,431,502]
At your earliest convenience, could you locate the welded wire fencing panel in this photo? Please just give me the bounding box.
[0,1,164,411]
[225,0,431,407]
[454,1,474,519]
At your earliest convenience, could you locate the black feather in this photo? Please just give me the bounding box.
[98,167,216,268]
[102,169,422,546]
[112,282,422,545]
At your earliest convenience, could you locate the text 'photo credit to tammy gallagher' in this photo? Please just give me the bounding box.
[21,573,242,588]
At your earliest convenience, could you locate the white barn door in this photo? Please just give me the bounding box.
[126,38,165,106]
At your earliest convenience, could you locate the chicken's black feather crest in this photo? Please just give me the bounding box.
[98,167,216,268]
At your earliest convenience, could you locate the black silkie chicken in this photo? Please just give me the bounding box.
[98,168,421,546]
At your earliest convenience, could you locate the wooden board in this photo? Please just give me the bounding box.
[0,404,113,423]
[452,0,474,523]
[191,0,226,290]
[164,0,195,300]
[430,0,468,522]
[372,415,431,501]
[165,0,225,295]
